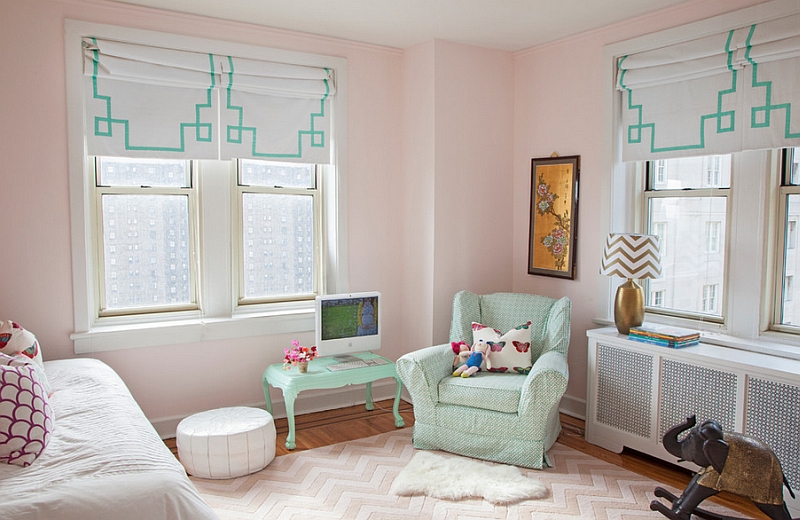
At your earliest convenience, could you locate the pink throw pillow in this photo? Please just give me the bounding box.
[0,353,54,467]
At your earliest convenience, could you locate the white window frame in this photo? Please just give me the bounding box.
[93,158,199,316]
[64,20,349,353]
[651,289,665,307]
[600,0,800,359]
[234,160,323,306]
[702,284,718,313]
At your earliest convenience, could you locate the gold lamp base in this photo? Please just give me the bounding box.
[614,279,644,335]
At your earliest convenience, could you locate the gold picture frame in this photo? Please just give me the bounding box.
[528,155,580,279]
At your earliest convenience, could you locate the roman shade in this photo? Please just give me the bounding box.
[83,37,335,163]
[617,13,800,161]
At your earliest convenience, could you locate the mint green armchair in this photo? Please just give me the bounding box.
[396,291,571,469]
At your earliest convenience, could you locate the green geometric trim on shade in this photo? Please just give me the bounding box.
[224,56,329,159]
[89,38,215,152]
[620,29,739,154]
[744,25,800,139]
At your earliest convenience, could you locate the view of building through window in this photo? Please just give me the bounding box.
[238,160,318,301]
[781,147,800,326]
[645,155,730,319]
[97,157,193,312]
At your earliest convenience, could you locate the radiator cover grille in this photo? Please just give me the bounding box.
[658,359,737,440]
[745,377,800,491]
[596,344,652,437]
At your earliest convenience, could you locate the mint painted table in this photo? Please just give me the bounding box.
[262,352,405,450]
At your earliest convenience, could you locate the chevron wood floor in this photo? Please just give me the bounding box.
[165,400,766,519]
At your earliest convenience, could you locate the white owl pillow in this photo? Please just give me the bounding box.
[471,321,533,374]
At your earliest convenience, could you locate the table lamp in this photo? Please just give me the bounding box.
[599,233,662,334]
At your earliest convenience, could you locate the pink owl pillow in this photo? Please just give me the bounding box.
[0,353,55,467]
[471,321,533,374]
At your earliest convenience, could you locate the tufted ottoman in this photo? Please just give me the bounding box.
[176,406,276,479]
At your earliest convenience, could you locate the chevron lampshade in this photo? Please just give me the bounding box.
[599,233,662,279]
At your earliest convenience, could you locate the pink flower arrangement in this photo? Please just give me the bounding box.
[283,340,317,369]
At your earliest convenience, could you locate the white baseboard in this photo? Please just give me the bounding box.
[558,393,586,421]
[151,379,404,439]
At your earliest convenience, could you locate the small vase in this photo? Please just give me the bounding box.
[297,361,308,373]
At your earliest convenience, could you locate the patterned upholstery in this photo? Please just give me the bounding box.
[396,291,571,469]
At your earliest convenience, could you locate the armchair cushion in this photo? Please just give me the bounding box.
[438,374,524,414]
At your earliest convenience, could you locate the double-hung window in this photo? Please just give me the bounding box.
[95,157,197,316]
[776,147,800,328]
[66,21,347,352]
[236,160,321,304]
[604,2,800,352]
[644,156,730,321]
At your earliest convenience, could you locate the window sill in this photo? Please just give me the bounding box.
[71,307,314,354]
[592,317,800,361]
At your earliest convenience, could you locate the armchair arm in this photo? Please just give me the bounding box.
[518,350,569,435]
[395,343,453,417]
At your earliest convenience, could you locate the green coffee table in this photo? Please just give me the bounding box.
[262,352,405,450]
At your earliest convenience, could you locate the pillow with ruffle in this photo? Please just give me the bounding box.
[471,321,533,374]
[0,353,55,467]
[0,321,51,396]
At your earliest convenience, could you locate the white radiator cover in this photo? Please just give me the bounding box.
[587,328,800,515]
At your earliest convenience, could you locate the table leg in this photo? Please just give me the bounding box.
[392,377,405,427]
[365,382,374,411]
[262,376,273,415]
[284,390,298,450]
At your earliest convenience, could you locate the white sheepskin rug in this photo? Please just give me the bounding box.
[389,450,548,505]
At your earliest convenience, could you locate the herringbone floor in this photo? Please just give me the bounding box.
[165,400,766,519]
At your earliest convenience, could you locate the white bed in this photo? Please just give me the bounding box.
[0,358,219,520]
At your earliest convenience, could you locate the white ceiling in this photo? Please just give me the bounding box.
[109,0,690,51]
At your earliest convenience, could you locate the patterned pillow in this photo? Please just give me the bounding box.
[0,321,51,396]
[0,353,55,467]
[471,321,533,374]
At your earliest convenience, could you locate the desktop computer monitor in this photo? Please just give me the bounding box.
[314,291,381,356]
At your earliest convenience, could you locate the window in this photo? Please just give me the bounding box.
[706,156,722,187]
[705,221,721,254]
[777,148,800,328]
[66,21,347,353]
[645,156,730,321]
[236,160,321,303]
[655,160,666,186]
[702,284,718,313]
[650,290,665,308]
[604,2,800,356]
[95,157,196,316]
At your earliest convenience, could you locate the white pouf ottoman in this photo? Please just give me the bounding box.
[176,406,276,479]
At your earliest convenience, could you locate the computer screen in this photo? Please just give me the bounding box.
[315,291,381,356]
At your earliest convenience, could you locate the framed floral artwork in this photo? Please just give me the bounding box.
[528,155,580,279]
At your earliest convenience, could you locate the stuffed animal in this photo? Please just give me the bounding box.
[451,341,471,369]
[453,340,491,378]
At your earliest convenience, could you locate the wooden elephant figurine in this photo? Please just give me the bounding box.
[650,415,796,520]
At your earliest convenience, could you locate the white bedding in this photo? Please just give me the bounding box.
[0,358,219,520]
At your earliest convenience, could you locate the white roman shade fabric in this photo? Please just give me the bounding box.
[218,56,334,163]
[617,13,800,161]
[83,38,335,163]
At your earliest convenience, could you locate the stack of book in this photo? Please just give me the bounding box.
[628,324,700,348]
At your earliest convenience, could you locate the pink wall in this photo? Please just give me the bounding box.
[512,0,770,407]
[432,41,514,342]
